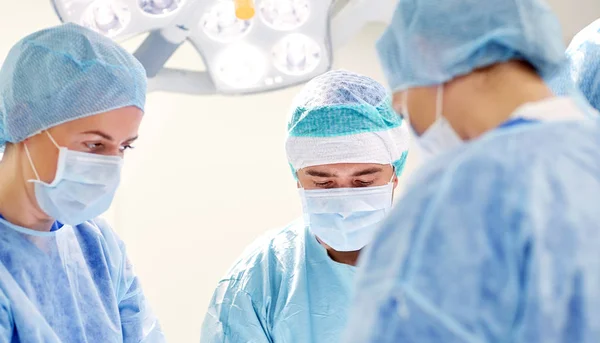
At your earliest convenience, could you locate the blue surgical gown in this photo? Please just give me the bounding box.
[201,219,356,343]
[344,119,600,343]
[0,217,165,342]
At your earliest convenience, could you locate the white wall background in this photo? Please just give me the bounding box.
[1,1,599,342]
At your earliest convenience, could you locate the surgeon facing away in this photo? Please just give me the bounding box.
[201,70,410,343]
[0,24,165,342]
[344,0,600,342]
[548,19,600,112]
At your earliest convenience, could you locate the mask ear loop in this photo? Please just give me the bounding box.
[385,166,396,207]
[44,131,61,149]
[389,167,396,183]
[23,143,41,181]
[23,131,61,182]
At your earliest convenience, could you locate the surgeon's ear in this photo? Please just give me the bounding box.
[393,175,399,189]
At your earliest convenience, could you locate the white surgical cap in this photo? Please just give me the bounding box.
[286,70,410,178]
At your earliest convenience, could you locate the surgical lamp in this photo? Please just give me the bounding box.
[51,0,394,95]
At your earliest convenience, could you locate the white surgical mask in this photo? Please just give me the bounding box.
[24,131,123,226]
[403,85,463,160]
[299,178,394,252]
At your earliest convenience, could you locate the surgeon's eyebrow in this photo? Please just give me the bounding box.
[123,135,139,143]
[352,167,383,177]
[82,130,139,143]
[305,170,337,178]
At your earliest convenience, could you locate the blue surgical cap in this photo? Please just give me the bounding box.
[548,19,600,110]
[0,23,147,147]
[377,0,566,91]
[285,70,410,177]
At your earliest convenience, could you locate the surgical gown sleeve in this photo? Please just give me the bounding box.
[201,280,271,343]
[344,153,526,343]
[96,219,166,343]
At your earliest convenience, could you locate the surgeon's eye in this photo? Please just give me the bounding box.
[120,144,135,152]
[314,181,334,188]
[85,142,104,151]
[355,180,374,187]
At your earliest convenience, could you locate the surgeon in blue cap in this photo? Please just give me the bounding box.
[200,70,410,343]
[0,24,165,342]
[344,0,600,342]
[548,19,600,112]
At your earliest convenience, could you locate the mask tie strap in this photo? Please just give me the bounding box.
[45,131,61,149]
[24,130,61,182]
[23,143,41,181]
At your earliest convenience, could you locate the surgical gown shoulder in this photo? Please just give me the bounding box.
[203,219,356,343]
[89,217,126,250]
[218,220,308,290]
[0,218,165,343]
[68,218,129,268]
[404,119,598,194]
[378,119,600,258]
[347,119,600,343]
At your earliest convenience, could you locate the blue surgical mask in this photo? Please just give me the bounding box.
[299,182,394,252]
[403,85,463,160]
[24,132,123,226]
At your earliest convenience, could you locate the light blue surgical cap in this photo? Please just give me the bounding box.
[285,70,410,177]
[377,0,566,91]
[0,23,147,147]
[548,19,600,111]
